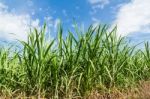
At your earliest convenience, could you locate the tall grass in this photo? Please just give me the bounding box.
[0,23,150,98]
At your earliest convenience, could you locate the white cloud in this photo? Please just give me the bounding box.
[0,2,39,41]
[62,9,67,17]
[113,0,150,37]
[92,17,100,22]
[92,22,100,29]
[88,0,110,9]
[54,19,61,31]
[27,0,34,7]
[44,16,61,33]
[0,2,7,9]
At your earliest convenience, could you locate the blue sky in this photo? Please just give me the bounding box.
[0,0,150,44]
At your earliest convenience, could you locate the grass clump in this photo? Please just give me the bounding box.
[0,23,150,98]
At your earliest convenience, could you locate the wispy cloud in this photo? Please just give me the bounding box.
[88,0,110,9]
[0,2,8,9]
[44,16,61,33]
[0,2,39,41]
[27,0,34,7]
[113,0,150,37]
[62,9,67,17]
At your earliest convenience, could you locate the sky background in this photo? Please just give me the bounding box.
[0,0,150,45]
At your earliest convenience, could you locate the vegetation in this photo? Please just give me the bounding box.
[0,23,150,98]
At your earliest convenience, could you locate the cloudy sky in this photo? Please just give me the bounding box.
[0,0,150,43]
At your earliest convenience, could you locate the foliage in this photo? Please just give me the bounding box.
[0,23,150,98]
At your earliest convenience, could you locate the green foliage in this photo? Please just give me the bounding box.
[0,23,150,98]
